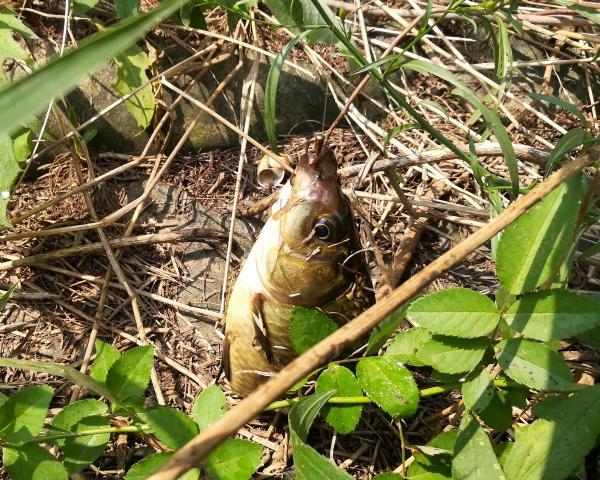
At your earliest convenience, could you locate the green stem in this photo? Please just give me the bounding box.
[24,424,151,444]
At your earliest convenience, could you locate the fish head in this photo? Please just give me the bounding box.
[262,138,359,306]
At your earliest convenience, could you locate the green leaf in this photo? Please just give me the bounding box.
[0,7,35,37]
[192,385,228,432]
[262,0,341,45]
[0,357,118,405]
[407,288,500,338]
[125,451,201,480]
[205,438,263,480]
[479,389,516,432]
[577,325,600,349]
[356,356,419,418]
[290,307,339,354]
[63,415,110,473]
[416,336,490,374]
[372,474,402,480]
[289,390,335,442]
[315,364,362,434]
[452,413,506,479]
[105,345,154,403]
[264,31,313,153]
[462,368,494,413]
[3,445,68,480]
[0,385,53,444]
[114,45,156,129]
[145,406,198,450]
[495,339,573,391]
[385,327,431,366]
[528,94,587,128]
[292,439,353,480]
[90,340,121,383]
[553,0,600,25]
[73,0,101,15]
[50,399,108,446]
[126,452,172,480]
[115,0,139,18]
[543,128,588,176]
[0,0,183,139]
[0,283,17,310]
[0,8,33,73]
[505,386,600,479]
[496,174,586,295]
[504,290,600,341]
[0,134,22,227]
[366,304,409,356]
[408,430,457,479]
[402,60,519,197]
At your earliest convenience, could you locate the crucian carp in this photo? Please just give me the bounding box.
[223,137,375,396]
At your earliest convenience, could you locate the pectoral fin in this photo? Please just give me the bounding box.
[251,293,274,364]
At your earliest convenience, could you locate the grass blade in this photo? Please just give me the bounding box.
[0,0,184,138]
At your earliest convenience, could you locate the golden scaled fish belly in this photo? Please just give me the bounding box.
[223,140,374,396]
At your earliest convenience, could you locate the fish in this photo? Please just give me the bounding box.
[223,136,375,396]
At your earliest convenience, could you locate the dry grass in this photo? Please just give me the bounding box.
[1,0,599,478]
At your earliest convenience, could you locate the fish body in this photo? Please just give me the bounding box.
[224,141,374,396]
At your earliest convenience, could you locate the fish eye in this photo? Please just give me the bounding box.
[314,218,333,240]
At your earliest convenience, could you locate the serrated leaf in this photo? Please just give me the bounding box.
[63,415,110,473]
[126,452,172,480]
[505,386,600,479]
[385,327,431,366]
[495,339,573,391]
[356,356,419,418]
[125,451,201,480]
[105,345,153,403]
[496,174,586,295]
[0,0,183,139]
[289,390,335,442]
[416,336,490,374]
[115,0,139,18]
[205,438,263,480]
[504,290,600,341]
[0,385,53,444]
[408,430,457,479]
[90,340,120,383]
[462,368,493,413]
[292,438,353,480]
[145,406,198,450]
[114,45,155,129]
[366,304,409,356]
[50,399,108,446]
[3,445,68,480]
[0,357,118,404]
[192,385,228,432]
[315,364,362,434]
[452,413,506,479]
[479,389,519,432]
[290,307,339,354]
[408,288,500,338]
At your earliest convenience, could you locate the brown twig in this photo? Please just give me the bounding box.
[0,228,229,271]
[150,148,599,480]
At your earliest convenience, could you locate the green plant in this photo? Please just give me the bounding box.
[0,342,262,479]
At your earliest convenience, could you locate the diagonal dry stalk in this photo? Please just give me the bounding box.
[150,149,599,480]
